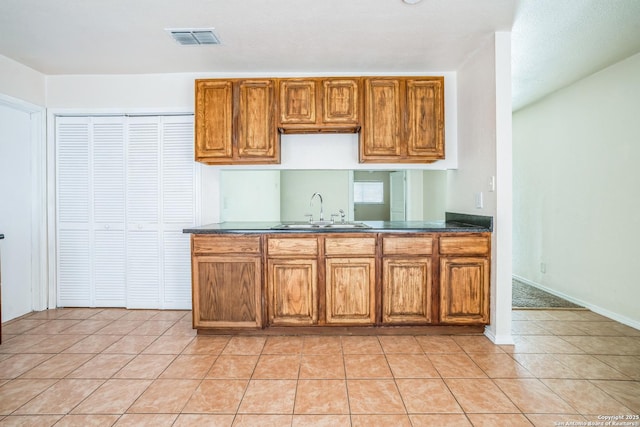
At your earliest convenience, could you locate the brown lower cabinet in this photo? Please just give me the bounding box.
[190,232,490,331]
[191,235,262,328]
[440,257,490,324]
[382,257,433,324]
[267,259,318,325]
[381,235,434,324]
[267,237,319,326]
[324,236,377,325]
[439,235,491,324]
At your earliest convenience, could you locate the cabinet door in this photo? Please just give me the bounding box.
[382,257,432,324]
[406,78,444,160]
[279,80,317,125]
[237,79,279,162]
[361,78,403,160]
[322,79,359,125]
[325,258,376,325]
[192,256,262,328]
[440,257,489,324]
[268,259,318,325]
[195,80,233,161]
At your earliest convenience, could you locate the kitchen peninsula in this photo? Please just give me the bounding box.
[184,213,492,334]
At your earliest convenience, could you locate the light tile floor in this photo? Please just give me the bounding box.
[0,308,638,426]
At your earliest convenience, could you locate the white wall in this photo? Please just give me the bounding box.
[220,171,280,221]
[0,55,46,106]
[446,39,497,215]
[423,170,447,221]
[280,170,351,222]
[46,74,195,110]
[513,52,640,328]
[447,33,512,344]
[0,104,35,321]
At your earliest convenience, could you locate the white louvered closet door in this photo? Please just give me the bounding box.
[160,116,195,309]
[126,118,161,308]
[56,115,195,309]
[92,119,126,306]
[126,116,195,309]
[57,116,126,307]
[57,118,91,306]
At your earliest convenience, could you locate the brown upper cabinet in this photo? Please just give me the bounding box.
[278,78,361,133]
[361,77,444,163]
[194,76,444,165]
[195,79,279,165]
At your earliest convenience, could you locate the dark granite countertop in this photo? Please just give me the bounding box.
[183,213,492,234]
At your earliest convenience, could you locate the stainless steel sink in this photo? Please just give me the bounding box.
[272,222,371,230]
[325,222,371,229]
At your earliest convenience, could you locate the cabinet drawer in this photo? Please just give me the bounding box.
[325,237,376,256]
[439,235,490,256]
[193,235,261,255]
[268,237,318,256]
[382,236,432,255]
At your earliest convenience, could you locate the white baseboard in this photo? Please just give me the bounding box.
[484,326,514,345]
[513,275,640,331]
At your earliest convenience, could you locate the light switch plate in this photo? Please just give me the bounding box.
[475,192,483,209]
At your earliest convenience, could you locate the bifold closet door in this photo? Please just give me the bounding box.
[160,117,196,309]
[126,117,161,308]
[56,115,195,309]
[126,116,196,309]
[57,117,126,307]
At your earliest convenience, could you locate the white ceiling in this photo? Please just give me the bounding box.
[512,0,640,110]
[1,0,639,110]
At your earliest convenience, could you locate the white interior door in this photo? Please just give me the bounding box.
[390,171,406,221]
[0,104,36,320]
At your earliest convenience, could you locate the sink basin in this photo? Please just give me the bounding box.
[325,222,371,229]
[272,222,371,230]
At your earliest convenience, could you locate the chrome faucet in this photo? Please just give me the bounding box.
[310,192,324,222]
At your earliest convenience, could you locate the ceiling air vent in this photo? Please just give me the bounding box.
[166,28,221,45]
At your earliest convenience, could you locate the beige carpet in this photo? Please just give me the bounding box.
[512,279,583,309]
